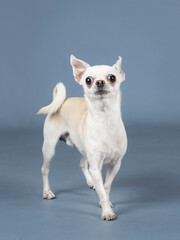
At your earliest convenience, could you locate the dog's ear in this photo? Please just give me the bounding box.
[113,56,125,81]
[70,55,90,83]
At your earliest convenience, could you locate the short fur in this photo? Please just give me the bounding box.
[38,55,127,220]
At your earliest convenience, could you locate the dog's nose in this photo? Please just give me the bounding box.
[96,80,105,88]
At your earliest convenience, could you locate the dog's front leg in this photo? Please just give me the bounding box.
[88,156,117,221]
[104,158,122,207]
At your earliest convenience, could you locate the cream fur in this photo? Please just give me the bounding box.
[37,82,66,115]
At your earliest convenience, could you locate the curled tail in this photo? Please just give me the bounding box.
[37,82,66,115]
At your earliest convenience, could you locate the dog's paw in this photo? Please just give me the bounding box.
[101,212,117,221]
[89,184,95,190]
[87,181,95,190]
[43,190,56,200]
[99,201,113,208]
[101,205,117,221]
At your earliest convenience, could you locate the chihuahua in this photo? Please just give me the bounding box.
[37,55,127,220]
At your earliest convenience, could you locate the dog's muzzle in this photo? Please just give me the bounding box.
[96,80,105,88]
[94,80,109,95]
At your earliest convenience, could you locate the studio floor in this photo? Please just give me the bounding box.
[0,125,180,240]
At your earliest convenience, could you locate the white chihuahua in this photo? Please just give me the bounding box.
[38,55,127,220]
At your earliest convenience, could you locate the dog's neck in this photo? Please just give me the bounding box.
[85,91,122,121]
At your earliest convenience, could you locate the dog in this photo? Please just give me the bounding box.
[37,55,127,220]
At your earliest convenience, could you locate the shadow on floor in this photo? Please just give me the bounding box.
[1,170,179,218]
[114,171,180,215]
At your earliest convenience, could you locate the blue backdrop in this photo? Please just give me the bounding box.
[0,0,179,129]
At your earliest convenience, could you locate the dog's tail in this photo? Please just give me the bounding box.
[37,82,66,115]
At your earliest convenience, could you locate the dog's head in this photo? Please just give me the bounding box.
[70,55,125,100]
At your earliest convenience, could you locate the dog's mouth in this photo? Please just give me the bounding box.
[94,89,110,95]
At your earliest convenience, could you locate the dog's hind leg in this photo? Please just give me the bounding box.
[41,117,63,199]
[80,156,94,189]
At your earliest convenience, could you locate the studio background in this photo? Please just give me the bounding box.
[1,0,179,130]
[0,1,180,240]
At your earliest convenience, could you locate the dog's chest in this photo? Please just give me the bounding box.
[86,115,126,158]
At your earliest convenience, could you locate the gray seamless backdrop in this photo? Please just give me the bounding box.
[0,2,180,239]
[0,0,180,130]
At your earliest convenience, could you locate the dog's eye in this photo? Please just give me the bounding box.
[108,74,116,82]
[85,77,93,85]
